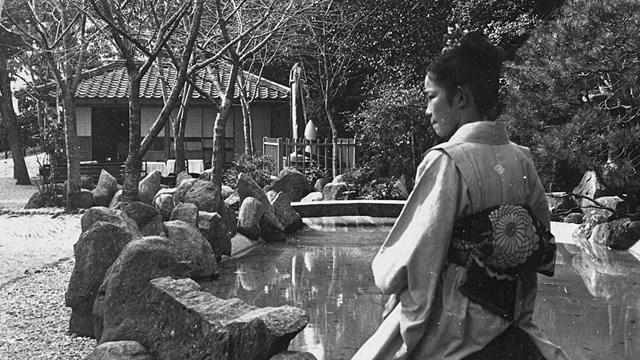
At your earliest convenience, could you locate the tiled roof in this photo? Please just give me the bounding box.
[70,61,289,100]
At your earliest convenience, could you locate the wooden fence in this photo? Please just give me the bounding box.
[263,137,357,176]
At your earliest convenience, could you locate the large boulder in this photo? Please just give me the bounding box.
[221,185,235,200]
[546,192,578,215]
[197,211,232,261]
[313,178,330,194]
[153,188,177,221]
[109,189,123,209]
[173,178,197,204]
[138,170,162,205]
[271,168,311,202]
[78,189,95,209]
[300,192,323,202]
[237,173,284,236]
[237,197,264,240]
[260,217,287,242]
[122,202,167,237]
[583,196,627,223]
[266,189,278,203]
[589,218,640,250]
[170,202,199,227]
[576,196,627,239]
[93,170,119,207]
[163,220,219,275]
[65,221,139,337]
[183,180,221,213]
[323,182,349,200]
[332,174,347,183]
[572,170,607,208]
[395,175,411,199]
[80,175,95,191]
[82,341,151,360]
[25,192,45,209]
[93,231,217,343]
[175,171,194,188]
[271,192,303,234]
[198,168,213,182]
[224,190,242,211]
[124,277,308,360]
[81,207,143,238]
[564,213,584,224]
[219,201,238,236]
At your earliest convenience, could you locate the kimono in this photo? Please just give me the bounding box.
[353,121,570,360]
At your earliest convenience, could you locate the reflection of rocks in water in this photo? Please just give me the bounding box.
[572,253,629,300]
[570,237,637,300]
[203,233,387,360]
[535,245,640,360]
[535,292,640,360]
[237,262,281,291]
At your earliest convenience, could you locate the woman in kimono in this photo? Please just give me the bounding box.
[353,32,570,360]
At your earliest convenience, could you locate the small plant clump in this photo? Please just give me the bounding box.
[223,154,275,189]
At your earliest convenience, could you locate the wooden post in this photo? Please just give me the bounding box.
[277,137,284,175]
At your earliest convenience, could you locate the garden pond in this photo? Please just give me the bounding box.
[201,217,640,360]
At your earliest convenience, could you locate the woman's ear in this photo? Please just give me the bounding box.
[454,86,471,109]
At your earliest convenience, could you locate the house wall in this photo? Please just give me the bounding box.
[77,102,285,165]
[77,107,92,161]
[142,107,165,161]
[233,104,273,156]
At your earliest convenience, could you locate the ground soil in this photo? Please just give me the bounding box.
[0,154,81,287]
[0,154,94,359]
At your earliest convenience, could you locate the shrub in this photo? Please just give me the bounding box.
[301,162,328,186]
[348,83,437,182]
[502,0,640,212]
[339,166,408,200]
[223,154,275,189]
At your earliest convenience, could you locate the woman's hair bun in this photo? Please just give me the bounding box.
[459,31,504,67]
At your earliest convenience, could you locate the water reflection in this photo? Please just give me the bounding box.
[536,243,640,360]
[201,219,391,360]
[201,217,640,360]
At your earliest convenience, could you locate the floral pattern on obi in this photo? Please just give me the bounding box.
[449,204,556,277]
[448,205,556,320]
[487,205,537,269]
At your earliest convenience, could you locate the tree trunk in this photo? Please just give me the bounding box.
[0,53,30,185]
[62,90,82,210]
[210,63,239,188]
[240,90,254,156]
[173,82,192,175]
[324,98,338,178]
[173,107,188,174]
[122,70,142,204]
[212,98,232,187]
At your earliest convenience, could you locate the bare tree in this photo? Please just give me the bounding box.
[6,0,96,208]
[302,0,366,177]
[91,0,203,204]
[0,24,31,185]
[236,43,281,156]
[195,0,309,187]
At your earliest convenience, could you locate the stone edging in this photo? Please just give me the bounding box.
[0,207,73,216]
[291,200,406,218]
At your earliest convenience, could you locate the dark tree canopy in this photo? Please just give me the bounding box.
[502,0,640,209]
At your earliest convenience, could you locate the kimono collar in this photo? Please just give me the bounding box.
[447,121,510,145]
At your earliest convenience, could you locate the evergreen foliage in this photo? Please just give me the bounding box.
[348,83,436,182]
[502,0,640,211]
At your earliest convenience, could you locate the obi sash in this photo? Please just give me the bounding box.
[448,204,556,321]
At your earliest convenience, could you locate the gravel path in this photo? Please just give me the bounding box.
[0,213,81,287]
[0,153,96,359]
[0,259,95,360]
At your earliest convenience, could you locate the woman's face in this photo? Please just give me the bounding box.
[425,73,461,139]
